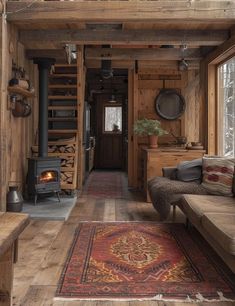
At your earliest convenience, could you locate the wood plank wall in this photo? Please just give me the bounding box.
[0,22,37,211]
[132,66,203,188]
[0,3,8,211]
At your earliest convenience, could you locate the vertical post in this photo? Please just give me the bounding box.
[77,45,85,189]
[132,69,139,188]
[0,1,8,211]
[128,68,134,187]
[0,246,14,306]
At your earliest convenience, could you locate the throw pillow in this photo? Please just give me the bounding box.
[201,156,235,196]
[176,158,202,182]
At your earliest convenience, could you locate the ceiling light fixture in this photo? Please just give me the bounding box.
[178,59,188,71]
[178,44,188,71]
[109,94,116,103]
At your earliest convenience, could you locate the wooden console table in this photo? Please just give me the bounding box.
[141,147,206,202]
[0,212,29,306]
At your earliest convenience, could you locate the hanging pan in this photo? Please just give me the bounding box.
[155,88,186,120]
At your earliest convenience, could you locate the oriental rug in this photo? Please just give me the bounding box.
[55,222,235,301]
[82,171,126,199]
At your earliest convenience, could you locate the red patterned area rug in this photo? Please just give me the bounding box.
[55,222,235,302]
[82,171,126,199]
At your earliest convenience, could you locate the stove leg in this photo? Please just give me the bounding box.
[56,191,61,203]
[34,194,38,205]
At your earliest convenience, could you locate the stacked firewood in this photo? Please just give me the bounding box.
[61,157,74,168]
[61,172,74,184]
[31,143,75,154]
[49,144,75,153]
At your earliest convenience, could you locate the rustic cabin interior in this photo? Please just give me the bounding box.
[0,1,235,305]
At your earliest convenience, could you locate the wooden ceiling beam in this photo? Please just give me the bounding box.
[19,29,229,47]
[85,47,202,61]
[26,49,67,60]
[7,1,235,22]
[85,59,199,70]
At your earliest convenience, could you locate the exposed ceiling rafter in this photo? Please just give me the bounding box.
[7,1,235,23]
[85,47,202,61]
[19,29,229,48]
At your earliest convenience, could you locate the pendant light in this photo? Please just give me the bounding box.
[178,44,188,71]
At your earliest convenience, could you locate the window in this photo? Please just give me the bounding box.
[218,57,235,157]
[104,106,122,133]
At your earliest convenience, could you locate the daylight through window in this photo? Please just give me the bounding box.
[218,57,235,157]
[104,106,122,132]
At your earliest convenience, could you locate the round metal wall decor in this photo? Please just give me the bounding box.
[155,89,186,120]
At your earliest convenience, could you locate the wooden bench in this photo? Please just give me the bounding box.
[0,212,29,306]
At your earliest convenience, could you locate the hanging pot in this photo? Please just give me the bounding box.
[12,99,25,117]
[6,186,23,212]
[12,100,31,117]
[22,102,31,117]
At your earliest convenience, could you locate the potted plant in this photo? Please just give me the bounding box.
[133,118,167,148]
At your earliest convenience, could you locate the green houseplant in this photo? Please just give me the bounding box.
[133,118,167,148]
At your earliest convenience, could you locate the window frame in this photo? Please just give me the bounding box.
[207,45,235,156]
[216,55,235,157]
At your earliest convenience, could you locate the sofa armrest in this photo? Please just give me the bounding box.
[162,167,177,179]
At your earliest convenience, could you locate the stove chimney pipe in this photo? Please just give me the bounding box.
[33,58,55,158]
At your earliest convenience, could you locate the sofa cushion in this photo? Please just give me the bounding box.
[201,213,235,255]
[201,156,235,196]
[176,158,202,182]
[180,194,235,228]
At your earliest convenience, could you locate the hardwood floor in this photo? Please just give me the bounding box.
[13,173,235,306]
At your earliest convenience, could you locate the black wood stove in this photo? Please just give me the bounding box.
[27,58,61,204]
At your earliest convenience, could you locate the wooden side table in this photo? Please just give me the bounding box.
[0,212,29,306]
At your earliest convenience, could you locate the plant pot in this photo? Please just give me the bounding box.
[6,186,23,212]
[148,135,158,149]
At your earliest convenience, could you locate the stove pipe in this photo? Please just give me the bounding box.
[34,58,55,158]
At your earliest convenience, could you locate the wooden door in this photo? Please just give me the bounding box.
[94,94,124,169]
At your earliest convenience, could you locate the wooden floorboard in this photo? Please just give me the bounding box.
[13,172,234,306]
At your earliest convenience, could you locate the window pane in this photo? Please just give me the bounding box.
[104,106,122,132]
[218,57,235,157]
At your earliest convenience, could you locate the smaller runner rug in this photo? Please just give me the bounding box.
[55,222,235,301]
[82,171,126,199]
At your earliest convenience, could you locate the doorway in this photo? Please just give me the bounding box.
[87,68,128,171]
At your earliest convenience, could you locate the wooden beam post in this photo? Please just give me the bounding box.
[0,246,13,306]
[77,45,85,189]
[132,70,139,188]
[0,2,7,212]
[128,68,134,187]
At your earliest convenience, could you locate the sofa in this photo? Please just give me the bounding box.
[148,158,235,273]
[178,194,235,273]
[148,159,209,220]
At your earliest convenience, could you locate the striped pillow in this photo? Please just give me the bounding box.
[201,156,235,196]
